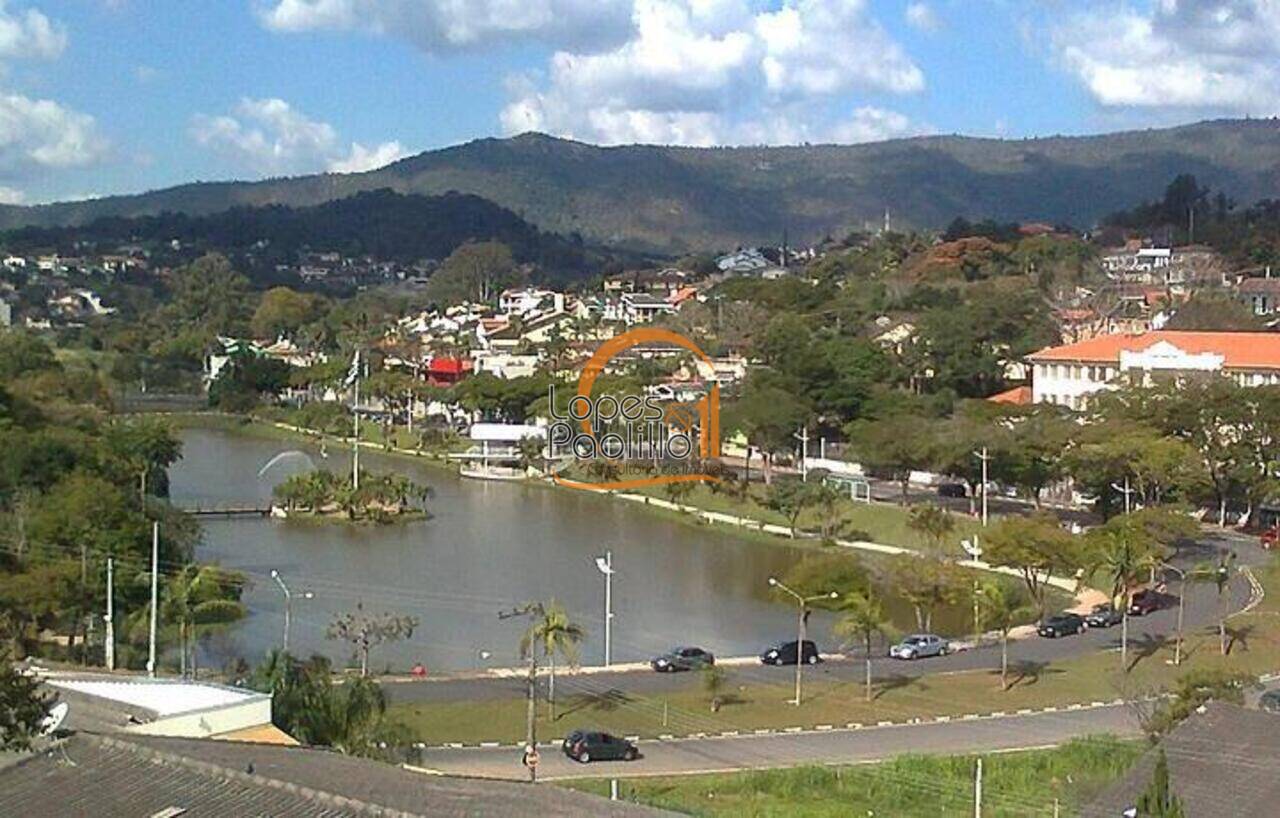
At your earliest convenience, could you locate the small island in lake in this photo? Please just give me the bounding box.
[272,468,432,523]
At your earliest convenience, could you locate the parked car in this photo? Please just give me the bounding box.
[1127,589,1161,616]
[1259,690,1280,714]
[889,634,950,660]
[1084,604,1124,629]
[651,646,715,672]
[1037,613,1087,638]
[937,483,967,498]
[562,730,638,763]
[760,639,820,666]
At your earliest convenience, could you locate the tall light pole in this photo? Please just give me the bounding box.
[768,577,838,706]
[594,552,615,667]
[1160,562,1187,666]
[270,570,313,655]
[104,556,115,672]
[973,447,991,526]
[147,521,159,678]
[794,427,810,480]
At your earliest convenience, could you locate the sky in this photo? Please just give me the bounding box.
[8,0,1280,205]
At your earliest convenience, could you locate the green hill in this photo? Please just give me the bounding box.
[6,118,1280,253]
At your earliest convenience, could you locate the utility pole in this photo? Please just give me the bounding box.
[147,521,159,678]
[352,351,361,492]
[794,427,810,480]
[104,556,115,672]
[768,577,837,706]
[974,447,991,526]
[974,757,983,818]
[594,552,615,667]
[500,602,546,783]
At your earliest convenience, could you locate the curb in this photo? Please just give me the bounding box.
[421,699,1131,750]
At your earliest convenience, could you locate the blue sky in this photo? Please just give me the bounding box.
[9,1,1279,204]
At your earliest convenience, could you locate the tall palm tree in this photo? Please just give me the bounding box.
[1087,518,1160,673]
[834,591,892,701]
[1193,549,1236,655]
[161,564,247,678]
[977,581,1034,691]
[520,600,586,721]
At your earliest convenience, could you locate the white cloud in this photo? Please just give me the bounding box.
[191,97,408,176]
[905,1,939,32]
[1049,1,1280,111]
[0,1,66,60]
[260,0,634,53]
[0,92,107,169]
[0,184,23,204]
[829,106,918,143]
[328,139,407,172]
[499,0,925,146]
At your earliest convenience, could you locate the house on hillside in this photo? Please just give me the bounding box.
[1236,274,1280,316]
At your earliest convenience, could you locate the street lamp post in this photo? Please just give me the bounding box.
[973,447,991,526]
[270,570,314,654]
[768,577,838,706]
[594,552,615,667]
[1159,562,1187,666]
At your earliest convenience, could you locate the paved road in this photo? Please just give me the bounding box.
[417,704,1140,780]
[386,531,1263,707]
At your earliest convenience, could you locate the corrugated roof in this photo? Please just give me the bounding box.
[1026,330,1280,369]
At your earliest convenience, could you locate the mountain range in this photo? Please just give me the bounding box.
[7,119,1280,253]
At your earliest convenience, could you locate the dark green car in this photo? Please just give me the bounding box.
[562,730,639,763]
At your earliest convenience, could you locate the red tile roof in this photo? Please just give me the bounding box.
[987,385,1032,405]
[1027,330,1280,369]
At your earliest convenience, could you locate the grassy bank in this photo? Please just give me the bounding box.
[559,736,1143,817]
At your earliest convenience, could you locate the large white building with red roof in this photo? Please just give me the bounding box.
[1025,331,1280,409]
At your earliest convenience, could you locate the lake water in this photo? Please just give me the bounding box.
[171,424,861,672]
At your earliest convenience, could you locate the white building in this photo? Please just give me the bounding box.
[1026,330,1280,409]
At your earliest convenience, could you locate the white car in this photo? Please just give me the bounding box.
[889,634,950,660]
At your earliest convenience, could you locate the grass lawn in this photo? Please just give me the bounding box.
[390,555,1279,745]
[558,736,1144,817]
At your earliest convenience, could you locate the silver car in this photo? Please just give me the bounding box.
[889,634,950,660]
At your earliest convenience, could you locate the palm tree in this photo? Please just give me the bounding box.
[977,581,1034,691]
[1087,517,1161,673]
[1193,549,1236,655]
[520,600,586,721]
[834,591,892,701]
[158,564,246,678]
[516,435,545,476]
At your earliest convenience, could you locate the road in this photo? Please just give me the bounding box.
[385,530,1262,707]
[416,704,1140,780]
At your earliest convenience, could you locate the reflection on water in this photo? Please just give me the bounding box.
[171,424,974,672]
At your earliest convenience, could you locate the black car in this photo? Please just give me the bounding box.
[761,639,820,665]
[1084,604,1123,629]
[937,483,967,498]
[1037,613,1087,638]
[1128,589,1161,616]
[651,646,715,672]
[562,730,638,763]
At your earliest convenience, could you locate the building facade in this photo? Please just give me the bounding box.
[1026,330,1280,409]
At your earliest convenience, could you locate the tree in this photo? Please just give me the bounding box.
[1143,667,1250,740]
[834,591,892,701]
[327,604,419,676]
[1135,749,1187,817]
[249,651,409,760]
[983,513,1083,620]
[977,581,1033,690]
[887,554,966,632]
[907,504,955,554]
[701,663,728,712]
[765,478,816,537]
[1192,549,1236,656]
[519,600,585,721]
[156,564,247,678]
[1086,513,1171,673]
[845,413,937,503]
[0,654,53,750]
[251,287,325,339]
[724,372,809,486]
[426,241,516,305]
